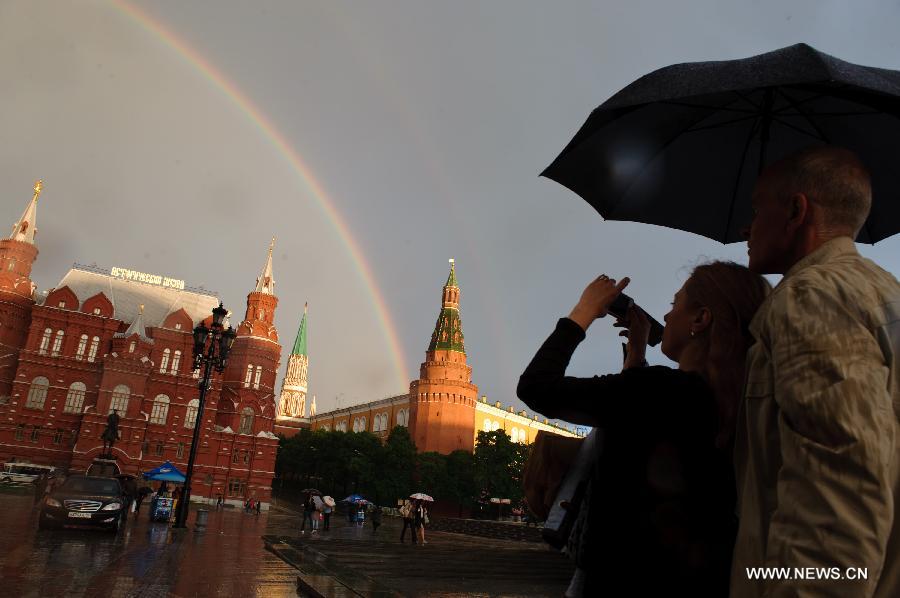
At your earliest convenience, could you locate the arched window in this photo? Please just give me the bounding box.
[184,399,199,429]
[238,407,254,435]
[75,334,88,360]
[128,341,136,353]
[370,416,378,433]
[337,421,347,432]
[39,328,52,355]
[483,419,491,432]
[63,382,86,413]
[51,330,64,356]
[491,421,500,432]
[7,258,15,271]
[25,376,50,410]
[511,428,519,443]
[244,364,253,387]
[109,384,130,415]
[253,365,262,389]
[159,349,170,373]
[88,336,100,362]
[170,350,181,374]
[150,395,170,425]
[321,423,330,431]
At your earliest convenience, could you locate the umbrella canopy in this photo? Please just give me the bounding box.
[301,488,322,496]
[322,495,336,507]
[341,494,368,504]
[142,461,186,483]
[410,493,434,502]
[312,495,325,509]
[543,43,900,244]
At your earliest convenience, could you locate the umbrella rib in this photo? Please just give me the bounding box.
[684,113,762,133]
[776,88,831,142]
[723,116,761,242]
[769,115,830,142]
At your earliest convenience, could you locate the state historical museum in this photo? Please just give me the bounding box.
[0,182,282,508]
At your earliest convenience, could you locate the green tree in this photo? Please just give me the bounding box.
[474,430,528,506]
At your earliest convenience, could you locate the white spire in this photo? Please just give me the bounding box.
[309,394,316,417]
[254,236,275,294]
[9,180,42,244]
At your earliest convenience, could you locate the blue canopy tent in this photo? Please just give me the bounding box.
[142,461,186,483]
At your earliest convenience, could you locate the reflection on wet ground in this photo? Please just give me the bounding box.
[0,494,298,597]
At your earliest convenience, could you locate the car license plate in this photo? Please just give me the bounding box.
[68,512,92,519]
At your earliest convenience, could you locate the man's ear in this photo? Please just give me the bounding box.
[787,193,810,229]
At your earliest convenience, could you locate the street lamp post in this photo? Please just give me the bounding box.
[173,302,236,529]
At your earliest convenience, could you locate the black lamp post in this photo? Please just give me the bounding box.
[173,302,236,529]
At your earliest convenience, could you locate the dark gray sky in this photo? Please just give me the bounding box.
[3,0,899,423]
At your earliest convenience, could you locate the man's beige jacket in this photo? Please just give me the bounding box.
[732,237,900,598]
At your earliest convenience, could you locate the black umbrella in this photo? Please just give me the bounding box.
[542,43,900,244]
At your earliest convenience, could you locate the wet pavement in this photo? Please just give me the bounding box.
[0,492,575,597]
[265,512,575,597]
[0,493,299,597]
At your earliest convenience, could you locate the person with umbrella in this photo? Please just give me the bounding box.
[399,499,416,544]
[321,496,335,531]
[518,262,769,595]
[730,145,900,598]
[299,491,317,534]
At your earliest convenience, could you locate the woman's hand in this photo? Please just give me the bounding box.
[568,274,630,331]
[615,304,651,369]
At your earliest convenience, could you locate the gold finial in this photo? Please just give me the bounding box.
[33,180,43,200]
[139,304,144,315]
[270,236,276,252]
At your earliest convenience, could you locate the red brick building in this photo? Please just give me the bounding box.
[0,184,282,508]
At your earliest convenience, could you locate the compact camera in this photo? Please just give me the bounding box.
[608,293,664,346]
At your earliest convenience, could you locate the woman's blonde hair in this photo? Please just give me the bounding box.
[683,261,771,448]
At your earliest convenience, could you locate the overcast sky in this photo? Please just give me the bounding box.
[3,0,899,427]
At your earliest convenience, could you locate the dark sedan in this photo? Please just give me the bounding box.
[39,475,125,533]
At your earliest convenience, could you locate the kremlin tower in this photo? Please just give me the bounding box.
[274,303,309,437]
[408,259,479,453]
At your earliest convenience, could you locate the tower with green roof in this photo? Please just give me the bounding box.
[409,259,479,454]
[277,302,309,419]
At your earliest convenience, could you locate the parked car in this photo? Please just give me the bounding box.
[1,462,56,486]
[39,475,125,533]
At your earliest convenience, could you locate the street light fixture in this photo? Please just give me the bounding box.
[173,302,236,529]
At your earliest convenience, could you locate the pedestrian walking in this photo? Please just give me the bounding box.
[399,500,417,544]
[216,494,224,509]
[322,502,332,531]
[414,500,428,544]
[135,486,151,514]
[370,505,382,534]
[300,494,315,533]
[255,499,261,515]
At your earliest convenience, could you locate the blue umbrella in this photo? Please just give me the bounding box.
[341,494,368,504]
[142,460,186,483]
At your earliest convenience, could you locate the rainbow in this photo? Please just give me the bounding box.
[111,0,409,391]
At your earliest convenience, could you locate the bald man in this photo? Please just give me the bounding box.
[732,146,900,598]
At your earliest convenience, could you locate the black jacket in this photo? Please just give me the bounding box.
[517,318,736,595]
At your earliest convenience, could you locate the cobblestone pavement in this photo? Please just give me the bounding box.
[0,493,299,598]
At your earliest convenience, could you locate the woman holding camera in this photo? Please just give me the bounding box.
[517,261,769,596]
